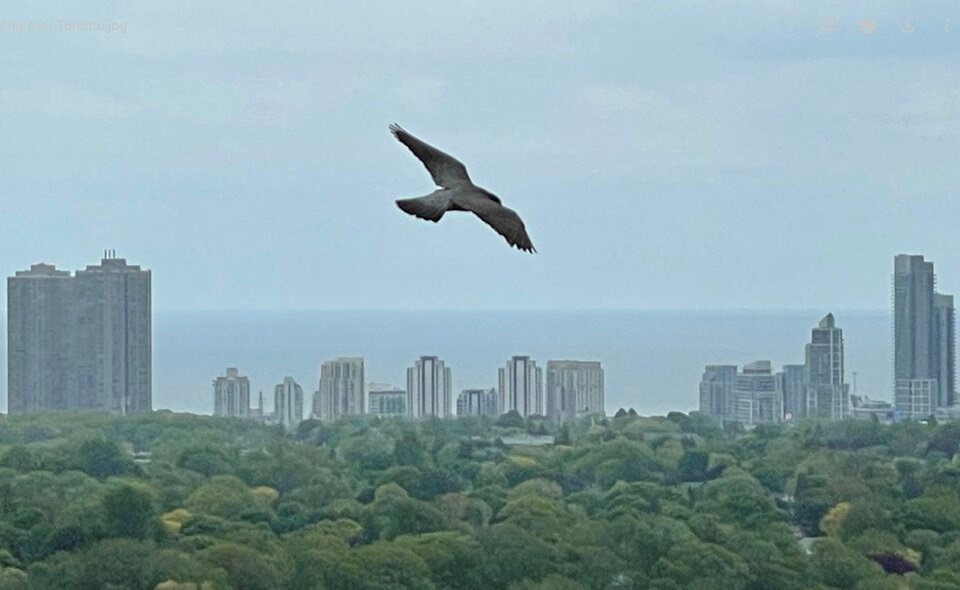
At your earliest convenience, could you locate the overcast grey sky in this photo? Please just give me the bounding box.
[1,1,959,311]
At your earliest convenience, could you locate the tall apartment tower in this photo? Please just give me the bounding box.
[894,255,955,416]
[7,254,151,414]
[213,368,250,418]
[313,357,365,421]
[545,360,605,422]
[74,255,152,414]
[498,356,543,417]
[933,293,956,408]
[274,376,304,430]
[457,388,499,417]
[6,264,73,413]
[806,313,849,420]
[406,356,452,418]
[698,365,738,422]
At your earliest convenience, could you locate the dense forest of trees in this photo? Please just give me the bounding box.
[1,409,960,589]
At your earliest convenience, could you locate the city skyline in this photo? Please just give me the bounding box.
[211,356,605,421]
[697,255,960,425]
[4,252,959,418]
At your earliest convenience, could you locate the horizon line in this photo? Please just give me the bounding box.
[141,306,892,314]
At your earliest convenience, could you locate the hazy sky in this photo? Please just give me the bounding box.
[2,1,959,311]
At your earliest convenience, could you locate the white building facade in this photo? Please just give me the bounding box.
[407,356,452,418]
[274,376,304,430]
[214,368,250,418]
[545,360,604,422]
[498,356,543,417]
[313,357,365,421]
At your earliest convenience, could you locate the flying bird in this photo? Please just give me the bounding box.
[390,124,536,253]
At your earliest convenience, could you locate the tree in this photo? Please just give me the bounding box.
[470,524,563,588]
[199,543,283,590]
[677,450,709,482]
[177,448,236,477]
[810,538,885,589]
[337,431,394,471]
[104,483,157,539]
[28,539,156,590]
[394,428,428,468]
[73,438,136,479]
[346,543,436,590]
[509,574,589,590]
[0,567,28,590]
[497,411,525,429]
[651,541,749,590]
[0,447,36,472]
[362,486,449,541]
[393,532,480,590]
[185,475,256,519]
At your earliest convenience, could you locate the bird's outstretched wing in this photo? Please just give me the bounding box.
[396,191,451,223]
[390,124,472,188]
[459,193,536,253]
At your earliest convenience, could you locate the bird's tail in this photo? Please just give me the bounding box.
[396,193,449,223]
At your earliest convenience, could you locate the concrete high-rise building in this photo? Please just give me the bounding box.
[457,388,498,417]
[74,255,152,414]
[545,360,604,422]
[6,264,73,413]
[894,255,955,414]
[369,388,408,419]
[806,313,849,420]
[7,254,152,414]
[498,356,543,417]
[698,365,737,422]
[933,293,956,408]
[274,377,304,430]
[731,361,782,425]
[213,368,250,418]
[778,364,807,421]
[406,356,452,418]
[895,255,936,386]
[313,357,364,421]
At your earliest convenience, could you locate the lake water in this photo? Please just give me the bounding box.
[0,309,891,416]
